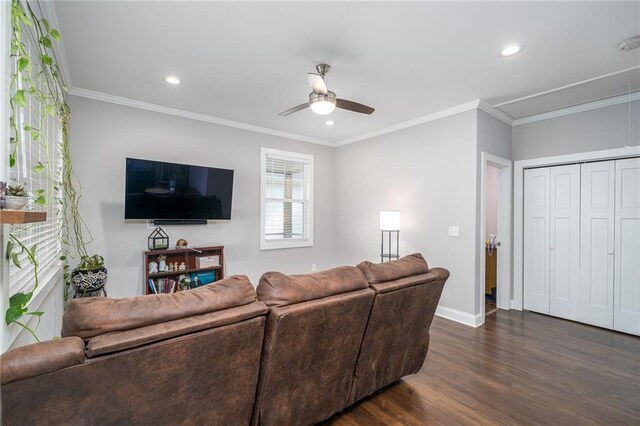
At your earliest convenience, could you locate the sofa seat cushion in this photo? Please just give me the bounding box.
[257,266,369,307]
[62,275,257,339]
[357,253,429,284]
[85,301,267,357]
[0,337,85,385]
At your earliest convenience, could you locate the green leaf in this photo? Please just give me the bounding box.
[34,195,46,206]
[9,154,16,168]
[35,189,45,196]
[34,163,45,174]
[30,129,40,140]
[45,104,56,116]
[5,304,27,325]
[6,240,15,258]
[50,29,61,42]
[18,12,32,27]
[23,124,32,131]
[41,55,52,66]
[41,36,52,49]
[18,57,29,72]
[41,18,50,32]
[30,244,37,258]
[5,291,33,325]
[14,90,27,107]
[26,311,44,318]
[59,255,66,261]
[11,252,22,269]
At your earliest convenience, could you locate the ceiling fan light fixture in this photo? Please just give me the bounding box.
[309,91,337,115]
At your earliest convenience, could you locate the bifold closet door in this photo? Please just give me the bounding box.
[580,161,615,329]
[614,158,640,335]
[549,165,581,321]
[524,168,550,314]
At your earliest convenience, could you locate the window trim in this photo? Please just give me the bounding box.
[260,147,314,250]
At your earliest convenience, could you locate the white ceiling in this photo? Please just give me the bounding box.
[52,1,640,144]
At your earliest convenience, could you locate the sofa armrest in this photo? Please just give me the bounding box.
[1,337,85,385]
[369,267,450,294]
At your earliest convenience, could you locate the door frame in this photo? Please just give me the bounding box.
[480,153,512,319]
[513,146,640,311]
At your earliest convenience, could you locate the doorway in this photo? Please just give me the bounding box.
[480,153,513,321]
[485,165,499,316]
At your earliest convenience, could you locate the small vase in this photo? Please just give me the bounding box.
[3,196,28,210]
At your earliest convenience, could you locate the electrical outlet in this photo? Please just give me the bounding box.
[311,264,317,272]
[448,226,460,237]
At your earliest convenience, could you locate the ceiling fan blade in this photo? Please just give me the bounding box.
[336,99,375,115]
[279,102,309,116]
[307,73,328,95]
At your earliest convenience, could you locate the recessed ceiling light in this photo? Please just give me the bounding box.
[325,120,335,126]
[165,76,181,85]
[499,44,524,57]
[618,35,640,51]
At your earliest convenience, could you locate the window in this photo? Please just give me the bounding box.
[8,26,63,296]
[260,148,313,250]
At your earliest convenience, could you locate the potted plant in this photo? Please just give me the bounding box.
[70,254,108,298]
[4,184,29,210]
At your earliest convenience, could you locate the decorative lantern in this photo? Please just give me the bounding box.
[148,227,169,250]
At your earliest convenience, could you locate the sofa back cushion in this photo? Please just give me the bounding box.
[257,266,369,307]
[254,268,375,426]
[349,255,449,405]
[62,275,257,339]
[2,317,266,425]
[357,253,429,284]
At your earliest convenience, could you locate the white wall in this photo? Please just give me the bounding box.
[512,100,639,160]
[67,96,338,298]
[334,110,479,316]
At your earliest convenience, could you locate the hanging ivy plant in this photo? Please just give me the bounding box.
[6,0,98,341]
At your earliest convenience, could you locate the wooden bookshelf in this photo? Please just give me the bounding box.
[0,210,47,224]
[143,245,224,295]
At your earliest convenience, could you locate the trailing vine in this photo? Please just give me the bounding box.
[6,0,94,341]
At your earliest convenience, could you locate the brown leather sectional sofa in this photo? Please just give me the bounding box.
[0,253,448,425]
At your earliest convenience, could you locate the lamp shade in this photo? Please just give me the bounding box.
[380,210,400,231]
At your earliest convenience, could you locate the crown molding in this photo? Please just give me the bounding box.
[334,100,482,147]
[37,1,72,89]
[68,87,335,147]
[512,92,640,126]
[477,100,514,126]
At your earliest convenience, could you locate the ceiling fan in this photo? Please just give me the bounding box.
[279,64,375,116]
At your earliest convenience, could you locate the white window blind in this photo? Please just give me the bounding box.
[260,148,314,250]
[8,26,63,295]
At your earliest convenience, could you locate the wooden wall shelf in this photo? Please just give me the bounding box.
[0,210,47,224]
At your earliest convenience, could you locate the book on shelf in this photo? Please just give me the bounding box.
[149,278,177,294]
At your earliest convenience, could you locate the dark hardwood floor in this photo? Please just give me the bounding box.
[326,310,640,425]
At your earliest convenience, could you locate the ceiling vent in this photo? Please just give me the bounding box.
[618,36,640,51]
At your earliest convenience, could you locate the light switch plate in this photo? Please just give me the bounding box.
[448,226,460,237]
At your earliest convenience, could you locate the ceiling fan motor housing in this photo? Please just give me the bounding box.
[309,91,337,105]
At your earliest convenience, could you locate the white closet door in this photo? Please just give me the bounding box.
[549,165,581,321]
[524,168,550,314]
[580,161,615,329]
[614,158,640,335]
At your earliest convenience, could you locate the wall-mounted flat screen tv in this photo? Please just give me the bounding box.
[125,158,234,221]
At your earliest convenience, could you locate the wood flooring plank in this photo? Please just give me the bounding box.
[325,310,640,425]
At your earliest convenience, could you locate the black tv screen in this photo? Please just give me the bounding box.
[125,158,234,220]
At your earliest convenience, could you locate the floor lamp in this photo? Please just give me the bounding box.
[380,211,400,263]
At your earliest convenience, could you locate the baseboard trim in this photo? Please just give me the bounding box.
[436,306,483,328]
